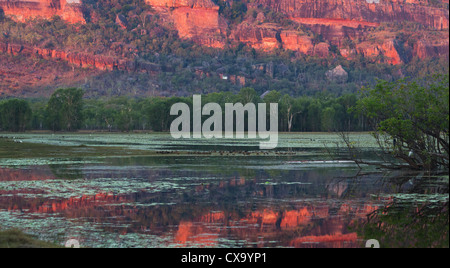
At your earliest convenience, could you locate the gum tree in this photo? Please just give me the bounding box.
[0,99,32,132]
[46,88,84,132]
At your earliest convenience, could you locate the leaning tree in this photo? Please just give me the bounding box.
[347,74,449,171]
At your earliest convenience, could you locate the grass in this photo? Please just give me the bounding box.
[0,229,62,248]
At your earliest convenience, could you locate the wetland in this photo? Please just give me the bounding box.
[0,133,448,248]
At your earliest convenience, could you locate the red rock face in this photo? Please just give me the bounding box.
[145,0,218,8]
[414,39,450,59]
[338,33,450,65]
[146,0,227,48]
[143,0,449,64]
[231,22,282,51]
[60,1,85,24]
[280,31,333,57]
[1,0,448,65]
[172,7,227,48]
[341,39,406,65]
[0,0,85,24]
[291,18,379,47]
[0,41,161,74]
[253,0,449,30]
[248,0,449,62]
[280,31,314,55]
[381,39,404,65]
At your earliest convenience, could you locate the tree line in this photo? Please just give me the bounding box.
[0,87,371,133]
[1,74,447,172]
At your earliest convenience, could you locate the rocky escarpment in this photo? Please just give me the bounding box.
[230,21,448,65]
[0,0,86,24]
[247,0,449,63]
[252,0,449,30]
[1,0,448,66]
[290,18,380,47]
[145,0,227,48]
[340,29,449,65]
[0,41,161,74]
[143,0,449,64]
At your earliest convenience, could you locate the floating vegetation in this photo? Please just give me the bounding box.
[0,158,101,167]
[1,133,380,152]
[0,177,185,199]
[0,211,174,248]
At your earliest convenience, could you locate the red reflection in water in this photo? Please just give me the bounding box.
[290,233,358,248]
[36,193,127,213]
[173,203,380,248]
[0,167,384,248]
[0,168,132,213]
[175,221,219,247]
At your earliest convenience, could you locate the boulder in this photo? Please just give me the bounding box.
[325,65,348,83]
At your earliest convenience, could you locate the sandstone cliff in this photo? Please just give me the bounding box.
[1,0,448,66]
[143,0,449,63]
[291,18,379,47]
[0,0,85,24]
[145,0,218,8]
[0,41,161,74]
[231,22,282,51]
[146,0,227,48]
[252,0,449,30]
[250,0,449,61]
[414,38,450,59]
[279,31,314,55]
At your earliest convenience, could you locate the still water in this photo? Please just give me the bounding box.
[0,133,448,248]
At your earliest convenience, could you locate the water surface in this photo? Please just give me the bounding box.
[0,133,447,248]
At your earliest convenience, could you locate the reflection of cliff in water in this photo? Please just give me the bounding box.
[1,165,447,248]
[0,165,386,247]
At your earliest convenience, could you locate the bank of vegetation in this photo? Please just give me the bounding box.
[0,87,370,133]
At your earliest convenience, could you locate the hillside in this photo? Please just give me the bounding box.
[0,0,449,98]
